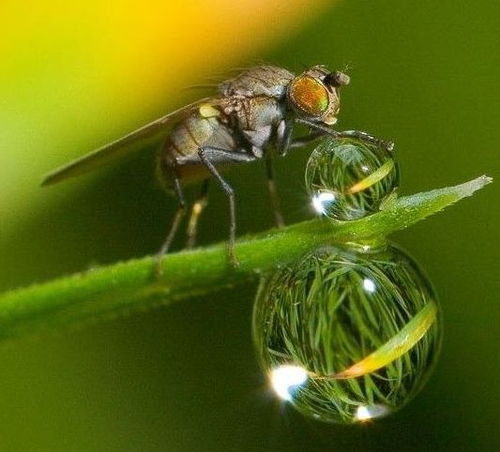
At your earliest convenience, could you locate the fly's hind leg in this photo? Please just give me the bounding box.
[155,165,186,277]
[186,179,210,249]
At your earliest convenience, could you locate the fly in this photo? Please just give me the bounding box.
[42,65,393,276]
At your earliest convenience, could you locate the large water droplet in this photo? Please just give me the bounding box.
[253,245,441,424]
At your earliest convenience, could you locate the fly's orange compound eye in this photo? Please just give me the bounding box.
[289,76,329,117]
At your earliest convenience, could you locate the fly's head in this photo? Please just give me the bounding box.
[287,65,350,126]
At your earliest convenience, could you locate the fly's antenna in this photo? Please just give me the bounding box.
[341,62,354,74]
[324,71,350,87]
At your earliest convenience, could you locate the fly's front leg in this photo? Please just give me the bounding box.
[185,179,210,249]
[155,165,186,277]
[270,119,322,226]
[289,130,324,149]
[197,146,250,267]
[295,118,394,151]
[275,118,294,156]
[336,130,395,151]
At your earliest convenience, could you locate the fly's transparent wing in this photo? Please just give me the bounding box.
[41,98,213,186]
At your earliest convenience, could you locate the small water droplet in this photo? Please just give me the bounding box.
[305,138,400,220]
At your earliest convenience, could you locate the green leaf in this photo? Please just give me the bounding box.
[0,175,491,342]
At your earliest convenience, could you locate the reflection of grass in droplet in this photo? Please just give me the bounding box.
[347,159,395,194]
[305,139,400,220]
[334,300,437,379]
[253,245,442,424]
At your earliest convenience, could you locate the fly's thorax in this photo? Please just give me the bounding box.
[225,96,285,153]
[219,66,295,99]
[240,96,284,129]
[287,65,349,126]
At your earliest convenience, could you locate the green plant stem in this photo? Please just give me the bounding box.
[0,175,491,342]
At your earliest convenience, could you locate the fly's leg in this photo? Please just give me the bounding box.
[265,155,284,228]
[289,130,324,149]
[155,166,186,277]
[185,179,210,249]
[295,118,394,151]
[336,130,394,151]
[275,118,294,156]
[198,146,240,267]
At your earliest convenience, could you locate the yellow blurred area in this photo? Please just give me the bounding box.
[0,0,330,238]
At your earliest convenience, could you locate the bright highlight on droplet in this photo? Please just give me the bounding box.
[270,365,308,401]
[363,278,376,293]
[312,191,336,215]
[355,404,389,421]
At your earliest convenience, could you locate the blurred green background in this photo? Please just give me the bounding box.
[1,0,499,450]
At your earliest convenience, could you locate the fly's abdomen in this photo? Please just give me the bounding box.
[169,116,213,158]
[167,105,233,159]
[158,103,238,185]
